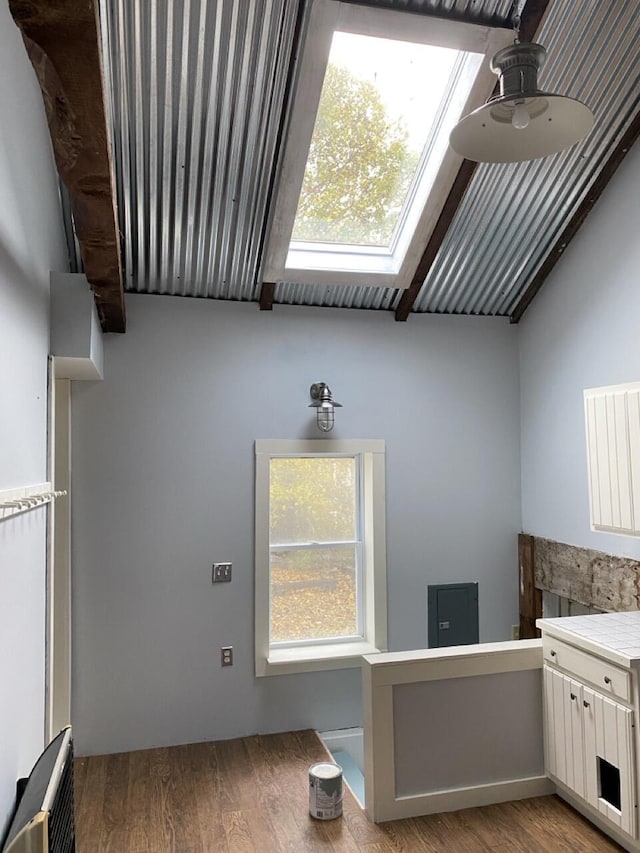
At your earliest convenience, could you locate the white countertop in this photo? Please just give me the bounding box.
[538,611,640,668]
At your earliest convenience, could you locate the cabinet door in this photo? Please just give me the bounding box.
[583,686,636,837]
[543,666,585,797]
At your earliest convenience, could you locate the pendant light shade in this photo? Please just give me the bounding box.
[449,42,594,163]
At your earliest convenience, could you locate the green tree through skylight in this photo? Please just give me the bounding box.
[291,64,419,247]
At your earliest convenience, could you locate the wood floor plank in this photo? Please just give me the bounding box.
[453,805,530,852]
[244,735,308,852]
[183,741,229,852]
[216,737,259,811]
[510,796,620,852]
[222,809,255,852]
[382,816,446,853]
[166,743,204,853]
[126,747,152,853]
[101,752,130,852]
[75,732,625,853]
[73,753,88,812]
[75,751,107,841]
[148,746,178,851]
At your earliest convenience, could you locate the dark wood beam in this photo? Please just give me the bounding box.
[517,0,551,43]
[510,110,640,324]
[9,0,125,333]
[395,0,552,322]
[395,160,478,321]
[519,533,542,639]
[260,283,276,311]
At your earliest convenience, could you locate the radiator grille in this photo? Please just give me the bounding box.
[48,739,75,853]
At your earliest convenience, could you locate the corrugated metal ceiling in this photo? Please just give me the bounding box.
[96,0,640,318]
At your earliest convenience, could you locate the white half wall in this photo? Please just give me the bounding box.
[520,141,640,560]
[0,2,68,838]
[71,295,521,755]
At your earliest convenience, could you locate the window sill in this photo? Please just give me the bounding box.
[256,640,383,677]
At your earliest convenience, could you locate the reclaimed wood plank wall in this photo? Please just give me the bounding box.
[519,535,640,629]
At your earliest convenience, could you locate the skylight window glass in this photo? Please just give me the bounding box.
[262,2,511,290]
[290,31,466,250]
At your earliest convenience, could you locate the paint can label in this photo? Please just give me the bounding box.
[309,762,343,820]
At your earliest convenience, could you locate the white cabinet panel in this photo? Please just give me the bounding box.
[544,665,563,782]
[584,381,640,535]
[543,666,585,797]
[583,686,636,838]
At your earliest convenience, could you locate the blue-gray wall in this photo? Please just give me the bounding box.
[520,142,640,560]
[71,298,521,755]
[0,2,67,836]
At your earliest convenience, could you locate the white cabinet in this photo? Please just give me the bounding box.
[544,663,636,836]
[583,685,635,834]
[584,381,640,535]
[539,613,640,848]
[544,667,586,798]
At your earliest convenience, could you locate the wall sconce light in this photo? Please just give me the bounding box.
[309,382,342,432]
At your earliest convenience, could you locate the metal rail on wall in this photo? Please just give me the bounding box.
[0,482,67,521]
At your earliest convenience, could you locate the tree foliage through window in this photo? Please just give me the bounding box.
[291,64,419,247]
[269,456,360,643]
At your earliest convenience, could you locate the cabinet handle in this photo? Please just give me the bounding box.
[570,693,577,701]
[583,700,590,708]
[550,650,557,657]
[604,676,611,685]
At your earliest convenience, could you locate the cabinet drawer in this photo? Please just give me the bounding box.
[543,638,631,703]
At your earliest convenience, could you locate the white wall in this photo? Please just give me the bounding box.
[520,141,640,560]
[71,295,521,755]
[0,1,68,838]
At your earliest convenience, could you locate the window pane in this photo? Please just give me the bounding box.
[270,547,359,643]
[291,31,462,248]
[269,456,357,544]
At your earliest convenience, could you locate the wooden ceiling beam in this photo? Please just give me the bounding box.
[510,109,640,324]
[9,0,125,333]
[260,283,276,311]
[395,0,552,322]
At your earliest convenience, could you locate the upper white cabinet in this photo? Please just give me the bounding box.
[584,382,640,535]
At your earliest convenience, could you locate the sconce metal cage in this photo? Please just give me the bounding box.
[309,382,342,432]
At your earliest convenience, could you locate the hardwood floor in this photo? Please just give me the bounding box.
[74,729,621,852]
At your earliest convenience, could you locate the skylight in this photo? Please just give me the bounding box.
[291,33,472,251]
[263,1,512,289]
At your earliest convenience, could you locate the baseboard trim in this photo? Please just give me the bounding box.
[374,775,554,823]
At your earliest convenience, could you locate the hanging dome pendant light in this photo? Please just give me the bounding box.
[449,41,594,163]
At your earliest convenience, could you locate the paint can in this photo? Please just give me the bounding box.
[309,762,343,820]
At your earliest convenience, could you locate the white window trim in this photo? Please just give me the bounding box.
[255,439,387,676]
[263,0,512,289]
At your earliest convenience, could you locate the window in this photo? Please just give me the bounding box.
[255,439,386,676]
[263,0,511,289]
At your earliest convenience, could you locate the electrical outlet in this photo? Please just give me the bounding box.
[512,624,520,640]
[221,646,233,667]
[212,562,232,583]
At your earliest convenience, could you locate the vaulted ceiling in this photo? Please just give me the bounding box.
[10,0,640,332]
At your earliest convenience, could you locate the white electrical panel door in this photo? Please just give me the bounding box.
[584,382,640,535]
